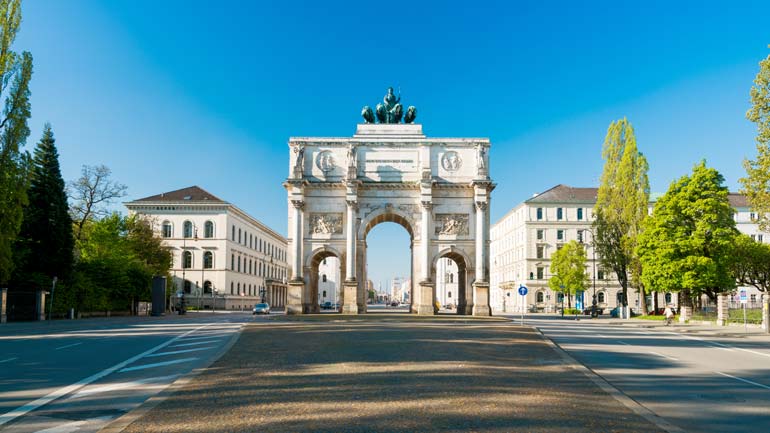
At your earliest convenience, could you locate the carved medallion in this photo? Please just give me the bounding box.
[435,213,469,236]
[316,150,336,172]
[441,151,462,172]
[309,213,343,235]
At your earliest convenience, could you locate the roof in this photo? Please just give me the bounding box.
[525,184,598,204]
[133,186,227,203]
[728,193,749,208]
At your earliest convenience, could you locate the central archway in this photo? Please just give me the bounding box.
[360,208,416,313]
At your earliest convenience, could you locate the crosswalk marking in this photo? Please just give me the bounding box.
[118,357,198,373]
[144,346,215,357]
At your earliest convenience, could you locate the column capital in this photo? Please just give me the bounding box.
[346,199,358,210]
[291,200,305,210]
[421,200,433,211]
[475,201,488,211]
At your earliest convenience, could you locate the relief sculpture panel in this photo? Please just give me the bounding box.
[309,213,343,235]
[434,213,470,236]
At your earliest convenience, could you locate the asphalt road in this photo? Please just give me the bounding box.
[523,314,770,433]
[0,312,271,433]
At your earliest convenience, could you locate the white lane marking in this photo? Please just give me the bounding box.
[649,351,679,361]
[0,323,213,427]
[54,342,83,350]
[180,334,228,341]
[168,340,220,348]
[144,346,215,357]
[68,374,181,399]
[663,331,770,358]
[118,357,198,373]
[0,357,18,364]
[716,371,770,391]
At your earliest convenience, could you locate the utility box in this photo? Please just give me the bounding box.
[151,276,166,316]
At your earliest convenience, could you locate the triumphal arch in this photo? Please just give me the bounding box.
[283,89,494,315]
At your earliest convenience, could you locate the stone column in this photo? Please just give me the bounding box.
[762,292,769,333]
[415,201,435,315]
[472,201,490,316]
[345,200,357,283]
[36,290,46,321]
[291,200,304,281]
[716,293,728,326]
[1,288,7,323]
[420,201,432,282]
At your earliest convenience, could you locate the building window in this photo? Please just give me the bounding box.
[203,280,212,294]
[557,208,563,220]
[238,228,242,244]
[665,293,672,304]
[203,251,213,269]
[577,208,583,220]
[322,274,327,282]
[750,212,757,221]
[759,234,765,243]
[231,254,234,270]
[557,229,564,241]
[237,282,240,294]
[536,245,544,259]
[162,221,172,238]
[536,267,544,279]
[556,244,563,250]
[751,294,757,302]
[203,221,214,238]
[529,271,534,279]
[597,269,605,280]
[232,225,235,241]
[577,230,584,243]
[183,280,192,294]
[230,281,234,294]
[449,273,454,283]
[237,256,241,272]
[536,229,544,240]
[751,234,756,241]
[598,292,606,303]
[183,221,193,238]
[557,292,564,303]
[322,290,327,298]
[183,251,192,269]
[536,208,543,220]
[448,291,452,298]
[536,291,544,303]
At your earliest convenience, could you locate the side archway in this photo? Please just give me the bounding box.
[432,246,473,315]
[304,246,345,313]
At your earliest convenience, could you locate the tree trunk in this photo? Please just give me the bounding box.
[652,291,659,314]
[568,294,572,309]
[639,285,648,315]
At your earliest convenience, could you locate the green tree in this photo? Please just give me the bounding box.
[0,0,33,285]
[548,240,589,309]
[68,164,126,241]
[740,48,770,231]
[731,234,770,294]
[637,161,738,305]
[593,118,650,317]
[12,124,74,291]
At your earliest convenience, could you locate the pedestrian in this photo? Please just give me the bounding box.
[664,305,674,326]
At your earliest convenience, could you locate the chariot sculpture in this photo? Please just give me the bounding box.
[361,87,417,124]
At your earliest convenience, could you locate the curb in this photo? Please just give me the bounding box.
[98,324,245,433]
[530,325,685,433]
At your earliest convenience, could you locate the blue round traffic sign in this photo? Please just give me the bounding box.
[518,285,528,296]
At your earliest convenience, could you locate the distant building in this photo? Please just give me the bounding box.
[436,258,458,307]
[491,184,768,314]
[125,186,289,310]
[317,256,340,305]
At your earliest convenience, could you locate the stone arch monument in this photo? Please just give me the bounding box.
[284,89,494,315]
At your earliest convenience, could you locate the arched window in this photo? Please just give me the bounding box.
[448,291,452,298]
[598,291,606,303]
[183,221,193,238]
[322,274,327,282]
[204,221,214,238]
[203,280,212,294]
[203,251,213,269]
[238,228,242,243]
[237,282,240,294]
[449,273,454,283]
[323,290,327,298]
[183,280,192,294]
[230,281,234,294]
[665,293,672,304]
[536,291,544,303]
[231,225,235,240]
[183,251,192,269]
[162,221,172,238]
[237,256,241,272]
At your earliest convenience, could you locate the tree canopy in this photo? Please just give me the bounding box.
[637,161,738,303]
[731,233,770,293]
[548,240,589,309]
[0,0,32,284]
[740,48,770,231]
[593,118,649,314]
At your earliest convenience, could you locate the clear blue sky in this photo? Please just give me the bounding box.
[15,0,769,289]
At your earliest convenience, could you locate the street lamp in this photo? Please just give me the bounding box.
[259,285,266,304]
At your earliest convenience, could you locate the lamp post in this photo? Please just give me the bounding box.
[259,285,266,304]
[213,288,218,314]
[560,284,565,317]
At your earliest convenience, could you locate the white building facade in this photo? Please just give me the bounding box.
[317,256,340,305]
[125,186,289,311]
[436,257,459,308]
[491,185,768,314]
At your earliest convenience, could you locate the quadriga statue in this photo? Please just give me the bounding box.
[361,87,417,124]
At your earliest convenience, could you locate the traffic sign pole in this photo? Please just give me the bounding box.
[518,285,528,325]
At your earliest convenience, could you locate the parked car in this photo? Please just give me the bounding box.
[390,301,400,307]
[252,303,270,315]
[321,301,333,310]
